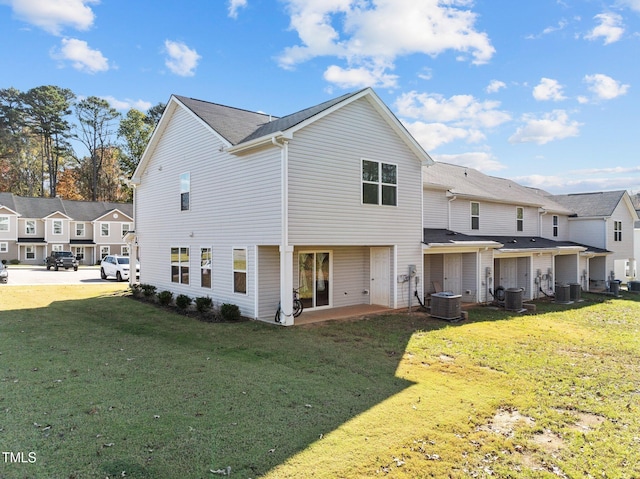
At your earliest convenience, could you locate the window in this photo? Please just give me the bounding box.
[614,221,622,241]
[122,223,130,237]
[0,216,8,232]
[25,245,34,259]
[180,172,190,211]
[52,244,63,252]
[26,220,36,235]
[233,248,247,294]
[74,247,84,261]
[52,219,62,235]
[171,247,190,284]
[552,215,559,237]
[516,207,524,232]
[100,246,110,259]
[201,247,212,288]
[0,242,7,253]
[121,246,130,256]
[101,223,110,237]
[471,202,480,230]
[76,223,85,237]
[362,159,397,206]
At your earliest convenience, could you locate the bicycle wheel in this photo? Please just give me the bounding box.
[293,299,303,317]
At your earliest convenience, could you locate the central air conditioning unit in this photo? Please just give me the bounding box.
[569,283,582,302]
[504,288,523,311]
[555,283,572,304]
[628,281,640,292]
[431,292,461,320]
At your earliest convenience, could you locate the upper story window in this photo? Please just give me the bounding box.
[552,215,559,237]
[122,223,130,237]
[52,219,63,235]
[471,202,480,230]
[362,159,397,206]
[0,216,9,232]
[516,207,524,232]
[614,221,622,241]
[76,223,85,237]
[101,223,110,236]
[180,172,190,211]
[26,220,36,235]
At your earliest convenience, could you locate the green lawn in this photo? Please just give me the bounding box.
[1,285,639,478]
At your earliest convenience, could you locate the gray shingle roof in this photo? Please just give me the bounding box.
[550,190,626,217]
[173,90,365,146]
[0,193,132,221]
[424,162,574,214]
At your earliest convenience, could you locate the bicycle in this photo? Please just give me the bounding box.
[275,288,304,323]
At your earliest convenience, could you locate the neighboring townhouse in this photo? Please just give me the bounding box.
[422,163,612,303]
[0,193,133,265]
[130,88,433,325]
[550,191,638,284]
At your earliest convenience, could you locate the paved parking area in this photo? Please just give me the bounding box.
[1,266,127,286]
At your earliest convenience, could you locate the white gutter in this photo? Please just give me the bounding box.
[539,208,547,237]
[447,195,457,230]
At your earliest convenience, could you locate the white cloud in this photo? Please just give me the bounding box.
[323,63,398,88]
[432,152,506,172]
[585,12,624,45]
[617,0,640,12]
[163,40,201,77]
[4,0,98,35]
[396,91,511,129]
[509,110,581,145]
[228,0,247,19]
[100,95,152,112]
[278,0,494,87]
[516,173,640,194]
[486,80,506,94]
[51,37,109,73]
[403,121,485,151]
[584,73,629,100]
[533,78,566,101]
[526,20,568,40]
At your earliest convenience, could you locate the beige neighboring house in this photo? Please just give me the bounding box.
[0,193,133,265]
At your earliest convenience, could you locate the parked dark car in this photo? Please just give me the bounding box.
[45,251,79,271]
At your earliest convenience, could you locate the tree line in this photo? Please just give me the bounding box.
[0,85,165,202]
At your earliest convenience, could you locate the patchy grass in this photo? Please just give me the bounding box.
[1,286,639,478]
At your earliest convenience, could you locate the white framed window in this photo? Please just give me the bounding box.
[100,246,110,259]
[201,247,212,288]
[233,248,247,294]
[76,223,85,237]
[122,223,131,238]
[0,242,7,253]
[73,246,85,261]
[0,216,8,232]
[52,244,63,252]
[471,202,480,230]
[52,219,63,235]
[101,223,110,237]
[26,220,36,235]
[180,172,190,211]
[516,207,524,232]
[614,221,622,241]
[553,215,559,237]
[25,245,35,259]
[171,247,190,284]
[362,159,397,206]
[121,245,130,256]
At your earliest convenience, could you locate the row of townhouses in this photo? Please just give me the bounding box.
[0,193,133,265]
[127,87,638,325]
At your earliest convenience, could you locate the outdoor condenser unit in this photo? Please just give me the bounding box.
[431,292,461,320]
[628,281,640,292]
[504,288,523,311]
[555,283,572,304]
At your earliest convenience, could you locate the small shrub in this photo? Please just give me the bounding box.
[9,259,19,265]
[130,283,142,297]
[176,294,192,310]
[195,296,213,313]
[158,290,173,306]
[140,284,157,298]
[220,303,241,321]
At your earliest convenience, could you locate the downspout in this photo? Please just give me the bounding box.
[272,137,294,326]
[539,209,547,237]
[447,195,457,230]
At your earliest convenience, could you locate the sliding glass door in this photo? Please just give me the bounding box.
[298,252,331,309]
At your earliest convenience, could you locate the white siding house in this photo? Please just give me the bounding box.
[131,88,433,325]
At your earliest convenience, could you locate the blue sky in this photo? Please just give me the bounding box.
[1,0,639,194]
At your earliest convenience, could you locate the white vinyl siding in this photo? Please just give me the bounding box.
[135,105,280,317]
[450,201,541,236]
[422,187,450,229]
